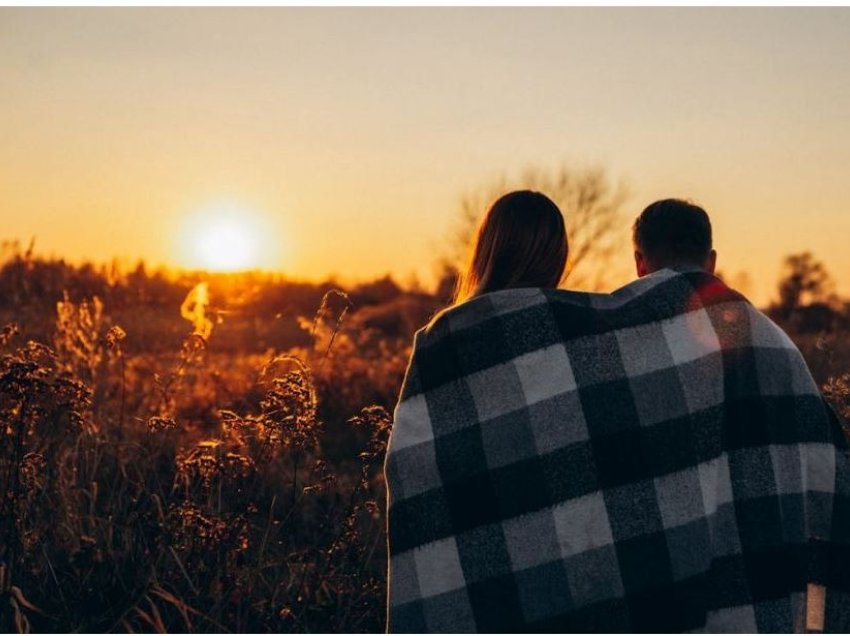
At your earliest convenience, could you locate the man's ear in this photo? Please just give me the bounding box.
[635,250,649,278]
[705,249,717,275]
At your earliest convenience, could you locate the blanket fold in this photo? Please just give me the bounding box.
[385,269,850,633]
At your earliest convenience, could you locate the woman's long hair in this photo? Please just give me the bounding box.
[453,190,569,304]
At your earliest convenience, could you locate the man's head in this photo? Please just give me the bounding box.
[632,198,717,277]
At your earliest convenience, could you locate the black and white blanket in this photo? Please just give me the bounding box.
[385,268,850,633]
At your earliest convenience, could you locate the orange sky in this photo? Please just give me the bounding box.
[2,8,850,305]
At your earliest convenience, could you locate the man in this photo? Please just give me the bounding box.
[632,198,716,278]
[385,197,850,633]
[626,198,850,631]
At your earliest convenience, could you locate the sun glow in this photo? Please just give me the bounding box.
[195,218,255,271]
[181,203,276,272]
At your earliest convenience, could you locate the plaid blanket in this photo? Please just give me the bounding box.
[385,268,850,633]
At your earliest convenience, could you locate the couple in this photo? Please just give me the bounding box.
[384,193,850,633]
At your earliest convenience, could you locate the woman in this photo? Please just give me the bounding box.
[384,190,573,633]
[451,189,568,305]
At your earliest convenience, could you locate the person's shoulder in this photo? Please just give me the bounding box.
[609,268,751,314]
[609,268,684,302]
[627,268,800,351]
[418,287,600,345]
[614,268,738,301]
[743,302,800,352]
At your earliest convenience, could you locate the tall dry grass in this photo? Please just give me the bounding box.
[0,286,401,633]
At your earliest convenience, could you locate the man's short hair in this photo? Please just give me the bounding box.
[633,198,713,268]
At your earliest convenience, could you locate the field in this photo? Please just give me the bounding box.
[1,248,848,633]
[0,248,446,633]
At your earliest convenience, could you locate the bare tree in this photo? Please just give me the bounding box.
[439,164,629,293]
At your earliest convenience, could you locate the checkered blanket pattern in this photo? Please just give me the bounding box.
[384,268,850,633]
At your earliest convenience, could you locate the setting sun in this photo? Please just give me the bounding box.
[194,217,256,271]
[180,203,276,272]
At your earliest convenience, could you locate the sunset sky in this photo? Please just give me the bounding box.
[2,8,849,305]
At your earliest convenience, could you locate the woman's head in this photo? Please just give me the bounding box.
[454,190,568,303]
